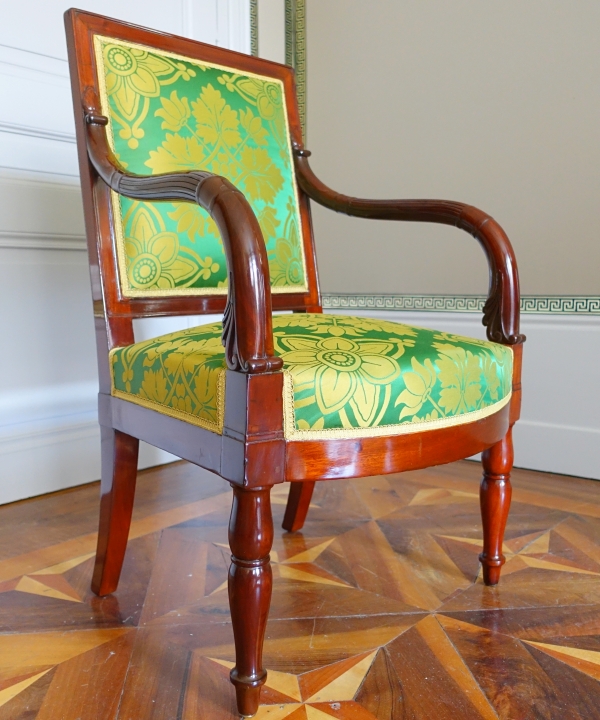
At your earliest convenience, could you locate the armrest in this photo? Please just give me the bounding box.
[294,145,524,345]
[82,90,282,374]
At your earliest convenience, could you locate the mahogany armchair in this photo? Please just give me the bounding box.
[65,9,524,718]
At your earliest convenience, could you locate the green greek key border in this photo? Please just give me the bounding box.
[322,294,600,315]
[250,0,258,57]
[285,0,306,137]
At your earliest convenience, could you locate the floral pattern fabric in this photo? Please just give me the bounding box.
[94,36,307,295]
[110,315,512,439]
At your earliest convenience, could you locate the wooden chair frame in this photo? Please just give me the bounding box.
[65,9,524,717]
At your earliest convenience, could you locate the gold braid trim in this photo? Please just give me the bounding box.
[283,370,511,442]
[110,364,225,435]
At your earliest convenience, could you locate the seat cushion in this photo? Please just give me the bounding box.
[110,314,513,440]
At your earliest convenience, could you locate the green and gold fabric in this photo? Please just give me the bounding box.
[110,314,513,440]
[94,36,307,296]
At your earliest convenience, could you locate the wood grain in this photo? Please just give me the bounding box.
[0,460,598,718]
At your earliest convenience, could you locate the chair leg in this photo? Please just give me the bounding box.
[91,427,139,597]
[479,426,514,586]
[228,485,273,718]
[282,481,315,532]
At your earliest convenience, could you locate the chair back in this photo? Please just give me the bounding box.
[65,10,320,325]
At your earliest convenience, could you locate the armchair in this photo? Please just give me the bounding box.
[65,10,524,718]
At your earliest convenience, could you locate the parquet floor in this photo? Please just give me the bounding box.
[0,461,599,719]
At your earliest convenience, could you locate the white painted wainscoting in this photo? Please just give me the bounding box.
[0,1,250,505]
[1,1,597,503]
[327,310,600,482]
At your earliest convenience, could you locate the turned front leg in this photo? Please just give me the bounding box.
[228,485,273,718]
[479,427,514,586]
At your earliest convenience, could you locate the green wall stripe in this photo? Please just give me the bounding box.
[285,0,306,137]
[250,0,258,57]
[322,294,600,315]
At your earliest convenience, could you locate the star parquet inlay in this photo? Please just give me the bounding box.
[0,460,599,718]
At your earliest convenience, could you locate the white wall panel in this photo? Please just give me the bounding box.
[257,0,285,63]
[0,1,250,504]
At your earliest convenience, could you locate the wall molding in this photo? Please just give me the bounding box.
[0,415,98,456]
[285,0,306,135]
[0,120,75,144]
[250,0,258,56]
[0,381,175,505]
[0,42,69,81]
[0,230,86,251]
[322,293,600,315]
[0,41,77,175]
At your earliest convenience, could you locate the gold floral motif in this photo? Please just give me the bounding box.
[434,344,483,415]
[123,204,219,289]
[192,84,241,146]
[278,334,401,427]
[395,357,437,420]
[110,313,512,439]
[96,36,307,295]
[269,214,304,287]
[155,90,191,131]
[168,203,219,244]
[146,85,284,206]
[140,368,169,404]
[145,133,206,173]
[111,330,225,432]
[103,43,196,149]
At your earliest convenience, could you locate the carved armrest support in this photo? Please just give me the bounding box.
[294,145,525,346]
[83,90,282,374]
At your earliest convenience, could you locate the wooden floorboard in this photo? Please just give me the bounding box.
[0,461,599,718]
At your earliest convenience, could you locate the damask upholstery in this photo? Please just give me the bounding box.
[110,314,513,440]
[94,37,307,296]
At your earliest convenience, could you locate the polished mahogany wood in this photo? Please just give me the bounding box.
[479,426,514,585]
[228,485,274,717]
[285,402,511,482]
[84,103,281,375]
[101,393,223,474]
[509,342,523,425]
[282,481,315,532]
[222,371,285,489]
[294,146,525,347]
[64,8,524,717]
[65,9,321,330]
[92,427,139,596]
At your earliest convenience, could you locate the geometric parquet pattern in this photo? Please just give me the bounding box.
[1,460,599,718]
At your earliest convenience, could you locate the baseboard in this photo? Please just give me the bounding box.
[0,315,222,505]
[513,420,600,480]
[0,397,177,506]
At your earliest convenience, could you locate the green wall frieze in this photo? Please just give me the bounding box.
[322,294,600,315]
[285,0,306,136]
[250,0,258,57]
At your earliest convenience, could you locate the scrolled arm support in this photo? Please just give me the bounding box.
[83,91,282,373]
[294,144,524,345]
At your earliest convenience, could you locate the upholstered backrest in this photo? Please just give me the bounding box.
[93,36,308,298]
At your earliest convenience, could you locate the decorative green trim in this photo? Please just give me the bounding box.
[285,0,306,137]
[322,294,600,315]
[250,0,258,57]
[284,0,293,66]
